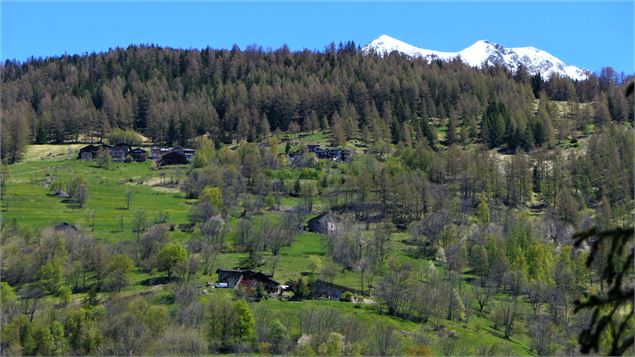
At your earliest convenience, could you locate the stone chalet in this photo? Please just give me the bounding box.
[77,144,110,160]
[110,143,131,162]
[216,269,281,294]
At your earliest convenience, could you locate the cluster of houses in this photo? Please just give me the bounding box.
[78,143,147,162]
[77,144,195,166]
[214,268,357,300]
[307,144,352,161]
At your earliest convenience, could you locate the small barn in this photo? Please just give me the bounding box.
[129,148,148,162]
[159,151,188,166]
[309,280,356,300]
[77,145,99,160]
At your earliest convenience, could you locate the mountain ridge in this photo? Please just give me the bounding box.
[362,34,588,80]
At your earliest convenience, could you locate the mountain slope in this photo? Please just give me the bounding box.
[362,34,588,80]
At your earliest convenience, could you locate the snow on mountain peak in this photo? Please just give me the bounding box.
[362,35,588,80]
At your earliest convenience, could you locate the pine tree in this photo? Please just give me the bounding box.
[420,116,435,147]
[481,101,507,148]
[134,95,149,131]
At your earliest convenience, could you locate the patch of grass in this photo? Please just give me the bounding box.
[3,157,190,243]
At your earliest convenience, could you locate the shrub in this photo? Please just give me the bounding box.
[107,128,143,146]
[341,291,353,302]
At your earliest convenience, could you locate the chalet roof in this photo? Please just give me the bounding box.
[129,148,147,153]
[216,269,278,284]
[79,145,99,152]
[158,151,188,166]
[111,143,131,151]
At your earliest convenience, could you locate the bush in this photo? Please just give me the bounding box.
[58,285,72,305]
[341,291,353,302]
[107,128,143,146]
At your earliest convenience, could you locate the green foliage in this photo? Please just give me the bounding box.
[200,186,223,208]
[1,281,17,309]
[106,128,143,146]
[526,241,554,284]
[268,318,289,354]
[477,193,490,224]
[341,291,353,302]
[289,278,311,300]
[235,299,255,340]
[64,307,104,355]
[157,242,187,279]
[192,136,215,168]
[37,259,64,295]
[105,254,133,291]
[58,285,72,305]
[318,332,345,356]
[481,101,508,148]
[95,147,112,169]
[208,295,256,351]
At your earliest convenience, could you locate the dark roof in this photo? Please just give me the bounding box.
[310,279,360,295]
[79,145,99,152]
[111,143,131,151]
[54,222,79,232]
[216,269,278,285]
[217,269,248,274]
[129,148,147,154]
[159,151,188,165]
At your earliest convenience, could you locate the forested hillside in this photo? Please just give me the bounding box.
[1,43,633,162]
[0,44,633,356]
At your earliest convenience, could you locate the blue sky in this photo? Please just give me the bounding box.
[2,1,633,74]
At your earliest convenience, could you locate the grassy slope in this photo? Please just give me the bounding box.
[3,147,191,243]
[2,144,537,356]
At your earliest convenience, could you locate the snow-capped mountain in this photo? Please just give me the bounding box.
[362,35,588,80]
